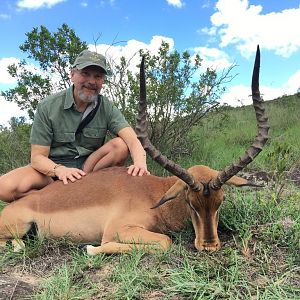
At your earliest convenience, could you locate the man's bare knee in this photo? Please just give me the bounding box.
[108,138,129,163]
[85,138,129,172]
[0,166,51,202]
[108,137,128,151]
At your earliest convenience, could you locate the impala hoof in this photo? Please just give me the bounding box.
[86,245,96,256]
[0,240,8,248]
[12,239,25,252]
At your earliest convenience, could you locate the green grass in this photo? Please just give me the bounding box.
[1,182,299,299]
[169,94,300,173]
[0,94,299,299]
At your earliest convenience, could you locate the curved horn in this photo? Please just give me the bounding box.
[209,45,269,190]
[136,56,201,192]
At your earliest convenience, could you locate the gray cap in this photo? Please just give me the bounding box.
[72,50,108,74]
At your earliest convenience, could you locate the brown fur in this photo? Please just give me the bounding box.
[0,165,251,254]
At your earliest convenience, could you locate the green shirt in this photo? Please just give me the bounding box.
[30,86,130,158]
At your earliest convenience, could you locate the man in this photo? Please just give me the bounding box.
[0,50,149,203]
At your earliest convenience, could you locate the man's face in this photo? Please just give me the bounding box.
[71,66,106,103]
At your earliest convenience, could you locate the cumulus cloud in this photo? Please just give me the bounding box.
[92,35,175,74]
[192,46,232,70]
[283,70,300,95]
[0,96,26,126]
[0,57,20,84]
[0,57,44,86]
[204,0,300,58]
[166,0,184,8]
[17,0,66,9]
[219,84,285,107]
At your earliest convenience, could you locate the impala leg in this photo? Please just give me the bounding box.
[86,226,172,255]
[0,239,8,248]
[0,205,31,251]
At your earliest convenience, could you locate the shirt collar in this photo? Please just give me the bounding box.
[64,85,75,110]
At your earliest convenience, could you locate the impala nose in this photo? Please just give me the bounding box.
[195,239,221,252]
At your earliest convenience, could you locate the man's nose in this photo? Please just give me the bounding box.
[87,76,97,84]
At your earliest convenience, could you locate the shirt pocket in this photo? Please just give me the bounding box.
[81,127,107,150]
[52,132,75,147]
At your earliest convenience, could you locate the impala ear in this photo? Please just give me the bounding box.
[151,179,187,209]
[225,175,264,187]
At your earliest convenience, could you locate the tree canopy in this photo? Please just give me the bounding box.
[2,24,233,156]
[2,24,87,119]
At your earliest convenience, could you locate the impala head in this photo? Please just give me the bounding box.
[136,45,269,252]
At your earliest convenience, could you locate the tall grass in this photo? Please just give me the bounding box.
[164,94,300,174]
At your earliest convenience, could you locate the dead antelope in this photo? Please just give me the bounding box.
[0,46,268,254]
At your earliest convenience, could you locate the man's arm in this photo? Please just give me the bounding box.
[117,127,150,176]
[31,144,86,184]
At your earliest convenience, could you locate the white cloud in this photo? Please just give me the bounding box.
[166,0,184,8]
[219,84,286,107]
[283,69,300,95]
[92,36,296,107]
[219,63,300,107]
[204,0,300,58]
[192,46,232,70]
[92,35,175,73]
[0,57,20,84]
[0,96,26,126]
[17,0,66,9]
[0,57,45,85]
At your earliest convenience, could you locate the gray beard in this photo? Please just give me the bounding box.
[78,90,98,103]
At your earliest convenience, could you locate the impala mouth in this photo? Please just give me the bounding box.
[195,239,221,252]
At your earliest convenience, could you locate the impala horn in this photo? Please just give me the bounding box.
[209,45,269,189]
[135,56,201,192]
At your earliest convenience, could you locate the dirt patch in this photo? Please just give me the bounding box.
[242,166,300,188]
[0,240,76,299]
[0,273,37,300]
[289,166,300,188]
[242,170,276,185]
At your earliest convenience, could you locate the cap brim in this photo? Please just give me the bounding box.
[75,62,108,74]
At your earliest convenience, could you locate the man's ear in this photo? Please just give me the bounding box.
[70,69,76,81]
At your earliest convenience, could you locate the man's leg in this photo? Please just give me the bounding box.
[83,137,129,173]
[0,166,53,203]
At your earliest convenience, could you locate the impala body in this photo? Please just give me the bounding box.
[0,165,249,253]
[0,46,269,254]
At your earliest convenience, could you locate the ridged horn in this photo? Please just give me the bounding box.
[209,45,269,190]
[136,56,201,192]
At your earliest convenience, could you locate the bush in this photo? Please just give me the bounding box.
[0,117,31,174]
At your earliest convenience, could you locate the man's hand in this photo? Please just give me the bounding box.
[127,165,150,177]
[54,166,86,184]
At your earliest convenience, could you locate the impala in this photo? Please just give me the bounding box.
[0,46,268,254]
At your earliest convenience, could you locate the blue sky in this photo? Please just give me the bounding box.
[0,0,300,125]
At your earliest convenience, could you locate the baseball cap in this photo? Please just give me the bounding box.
[72,50,109,74]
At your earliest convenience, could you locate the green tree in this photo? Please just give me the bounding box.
[1,24,87,119]
[0,117,31,173]
[2,25,233,157]
[105,42,234,156]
